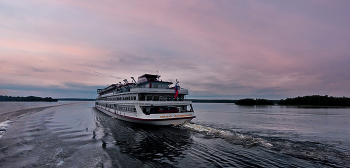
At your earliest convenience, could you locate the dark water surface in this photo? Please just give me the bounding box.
[0,102,349,167]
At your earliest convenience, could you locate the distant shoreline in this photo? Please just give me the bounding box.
[0,95,58,102]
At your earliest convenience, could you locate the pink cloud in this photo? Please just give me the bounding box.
[0,39,107,57]
[1,0,350,98]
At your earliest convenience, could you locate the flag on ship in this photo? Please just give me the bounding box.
[174,82,179,98]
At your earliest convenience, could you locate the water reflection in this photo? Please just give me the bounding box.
[237,105,272,108]
[92,108,193,166]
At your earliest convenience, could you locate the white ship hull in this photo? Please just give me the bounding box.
[95,105,195,125]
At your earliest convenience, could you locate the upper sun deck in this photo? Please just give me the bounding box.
[97,74,178,96]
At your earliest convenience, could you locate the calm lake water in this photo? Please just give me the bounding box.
[0,102,349,167]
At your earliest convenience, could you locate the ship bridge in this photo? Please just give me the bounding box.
[137,74,173,89]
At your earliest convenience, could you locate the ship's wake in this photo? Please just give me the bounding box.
[181,122,350,167]
[181,122,273,148]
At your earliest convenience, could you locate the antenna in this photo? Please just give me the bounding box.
[131,77,137,84]
[123,79,128,84]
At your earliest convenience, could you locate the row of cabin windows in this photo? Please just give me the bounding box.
[98,95,184,101]
[98,96,137,101]
[140,83,163,89]
[117,105,136,113]
[96,102,136,113]
[140,96,184,101]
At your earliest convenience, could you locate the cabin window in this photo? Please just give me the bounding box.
[153,84,158,88]
[146,96,152,101]
[154,96,159,101]
[139,96,145,101]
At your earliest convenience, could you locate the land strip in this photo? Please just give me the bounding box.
[0,103,76,122]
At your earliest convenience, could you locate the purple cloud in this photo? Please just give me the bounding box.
[1,0,350,99]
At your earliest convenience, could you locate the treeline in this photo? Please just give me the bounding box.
[0,95,58,102]
[278,95,350,106]
[235,98,274,105]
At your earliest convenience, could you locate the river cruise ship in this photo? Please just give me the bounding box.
[95,74,195,125]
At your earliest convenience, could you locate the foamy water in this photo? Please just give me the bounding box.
[0,120,12,139]
[182,123,273,148]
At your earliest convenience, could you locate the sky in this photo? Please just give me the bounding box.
[1,0,350,99]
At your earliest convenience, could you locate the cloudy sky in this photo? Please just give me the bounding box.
[1,0,350,99]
